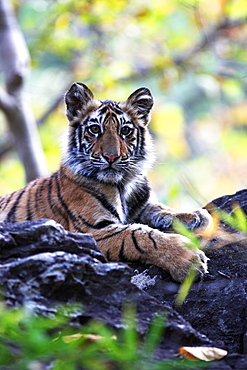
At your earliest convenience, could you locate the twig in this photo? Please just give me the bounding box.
[0,0,48,181]
[119,18,247,82]
[218,271,231,279]
[0,86,69,159]
[37,87,69,126]
[173,19,247,65]
[36,81,77,127]
[0,87,16,115]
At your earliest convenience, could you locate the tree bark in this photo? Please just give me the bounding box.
[0,0,47,183]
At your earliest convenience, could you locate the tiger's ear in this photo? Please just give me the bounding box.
[65,83,94,122]
[126,87,154,125]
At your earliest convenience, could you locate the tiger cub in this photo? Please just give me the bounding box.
[0,83,212,282]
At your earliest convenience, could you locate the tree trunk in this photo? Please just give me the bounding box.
[0,0,47,183]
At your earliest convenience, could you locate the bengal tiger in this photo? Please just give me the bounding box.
[0,83,212,282]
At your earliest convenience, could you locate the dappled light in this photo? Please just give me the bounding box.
[1,0,247,207]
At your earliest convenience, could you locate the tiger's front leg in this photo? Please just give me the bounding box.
[138,202,213,235]
[91,223,208,282]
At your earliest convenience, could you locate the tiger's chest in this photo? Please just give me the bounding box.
[116,178,150,224]
[111,190,127,224]
[65,173,150,228]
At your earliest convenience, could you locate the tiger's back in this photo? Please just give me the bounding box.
[0,83,212,282]
[0,169,74,230]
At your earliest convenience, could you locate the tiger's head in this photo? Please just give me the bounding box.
[63,83,155,184]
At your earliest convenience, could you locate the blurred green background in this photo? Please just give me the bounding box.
[1,0,247,210]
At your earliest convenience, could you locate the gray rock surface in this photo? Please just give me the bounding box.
[1,188,247,369]
[0,219,210,359]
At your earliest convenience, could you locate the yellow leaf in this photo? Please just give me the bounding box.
[62,333,117,343]
[62,333,84,343]
[179,346,227,362]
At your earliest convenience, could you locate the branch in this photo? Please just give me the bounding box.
[0,86,16,114]
[0,83,71,160]
[119,18,247,83]
[0,0,48,182]
[0,0,30,92]
[173,18,247,65]
[36,84,72,126]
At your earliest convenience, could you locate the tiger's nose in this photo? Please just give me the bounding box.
[103,154,120,163]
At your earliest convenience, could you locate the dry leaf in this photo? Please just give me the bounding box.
[62,333,84,343]
[62,333,117,343]
[179,346,227,362]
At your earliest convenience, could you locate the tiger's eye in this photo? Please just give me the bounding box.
[121,126,132,136]
[89,125,101,134]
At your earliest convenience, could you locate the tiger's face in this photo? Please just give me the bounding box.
[63,83,155,184]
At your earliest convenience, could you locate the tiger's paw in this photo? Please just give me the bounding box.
[169,247,209,282]
[160,234,209,282]
[174,208,213,231]
[154,208,213,233]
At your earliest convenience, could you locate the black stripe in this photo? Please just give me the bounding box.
[68,126,78,151]
[126,178,150,222]
[53,171,71,226]
[111,105,124,115]
[139,126,146,156]
[6,188,26,222]
[132,229,146,254]
[148,231,157,249]
[77,215,114,230]
[0,193,14,212]
[47,176,56,215]
[119,240,129,262]
[118,186,127,217]
[95,226,129,242]
[99,105,109,115]
[26,196,32,220]
[26,180,39,220]
[137,203,149,219]
[104,111,111,122]
[94,220,115,229]
[82,116,90,125]
[34,178,46,213]
[135,127,141,156]
[106,250,111,260]
[54,173,82,233]
[82,187,121,222]
[88,117,98,123]
[77,214,95,229]
[77,124,82,152]
[61,171,121,221]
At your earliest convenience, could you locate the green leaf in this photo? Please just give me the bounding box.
[143,312,166,357]
[175,266,197,306]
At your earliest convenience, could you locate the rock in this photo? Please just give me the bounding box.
[131,189,247,369]
[207,188,247,214]
[0,218,104,263]
[133,242,247,354]
[0,218,211,361]
[1,188,247,369]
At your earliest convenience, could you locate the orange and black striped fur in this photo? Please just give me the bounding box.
[0,83,212,282]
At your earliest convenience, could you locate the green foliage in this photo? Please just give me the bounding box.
[172,220,203,305]
[1,0,247,207]
[0,303,207,370]
[173,204,247,305]
[173,219,201,251]
[214,204,247,234]
[175,265,198,307]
